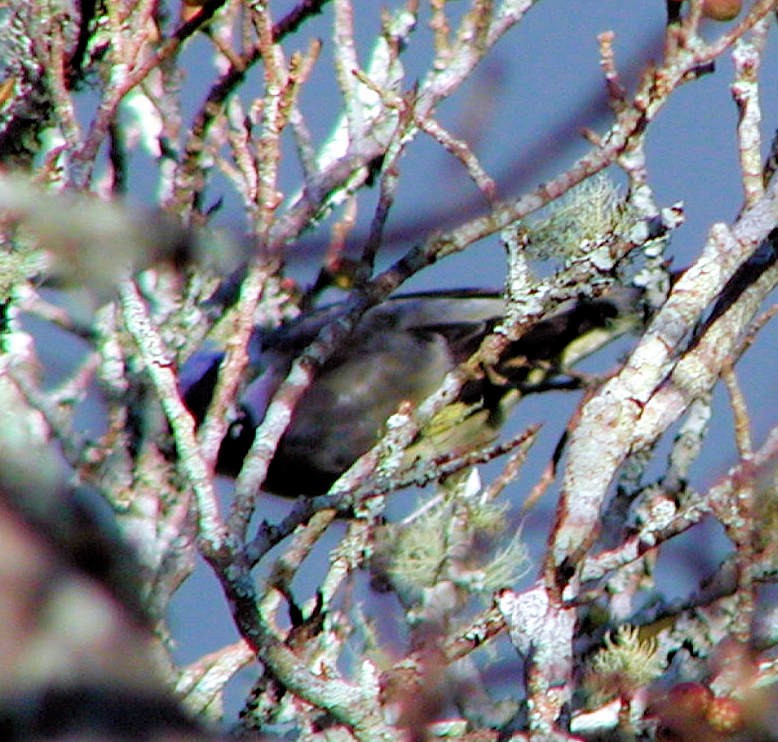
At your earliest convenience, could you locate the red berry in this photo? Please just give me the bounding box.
[667,682,714,719]
[707,696,744,734]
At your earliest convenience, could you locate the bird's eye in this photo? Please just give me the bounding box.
[226,407,254,442]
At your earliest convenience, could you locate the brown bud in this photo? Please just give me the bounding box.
[702,0,742,21]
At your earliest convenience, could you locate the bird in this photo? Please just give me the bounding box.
[180,287,644,497]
